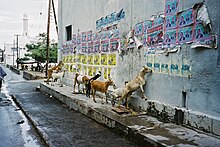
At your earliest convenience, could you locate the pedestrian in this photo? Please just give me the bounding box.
[0,65,7,90]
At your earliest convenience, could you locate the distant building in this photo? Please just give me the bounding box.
[4,14,37,66]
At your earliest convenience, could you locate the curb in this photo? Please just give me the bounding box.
[40,83,166,147]
[11,95,51,147]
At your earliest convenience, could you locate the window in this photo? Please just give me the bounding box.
[66,25,72,41]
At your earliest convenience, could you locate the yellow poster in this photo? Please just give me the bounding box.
[108,53,116,66]
[108,68,111,79]
[104,67,108,79]
[88,66,93,76]
[94,54,101,65]
[76,54,81,63]
[93,67,97,75]
[88,55,94,65]
[83,66,87,75]
[101,53,108,65]
[81,54,87,64]
[70,64,76,72]
[77,64,82,73]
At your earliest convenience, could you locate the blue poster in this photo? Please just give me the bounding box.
[195,23,211,41]
[164,29,177,45]
[178,8,194,28]
[165,15,177,30]
[134,22,143,35]
[165,0,179,15]
[178,26,193,44]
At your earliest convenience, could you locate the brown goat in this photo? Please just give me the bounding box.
[90,79,115,104]
[45,61,64,84]
[73,73,90,93]
[118,66,152,109]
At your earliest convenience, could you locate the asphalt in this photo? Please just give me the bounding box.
[17,71,220,146]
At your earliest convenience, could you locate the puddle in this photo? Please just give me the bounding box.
[1,82,41,147]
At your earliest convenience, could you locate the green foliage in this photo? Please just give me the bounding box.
[25,33,57,63]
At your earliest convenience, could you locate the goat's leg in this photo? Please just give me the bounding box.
[78,84,80,93]
[92,90,96,103]
[105,92,108,104]
[73,80,76,92]
[118,91,127,108]
[140,85,147,100]
[126,94,132,109]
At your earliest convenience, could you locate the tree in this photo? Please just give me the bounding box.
[25,33,57,63]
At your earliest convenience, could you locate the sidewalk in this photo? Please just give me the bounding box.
[40,82,220,146]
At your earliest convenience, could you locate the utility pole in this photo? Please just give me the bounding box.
[52,0,58,34]
[45,0,51,77]
[14,34,20,69]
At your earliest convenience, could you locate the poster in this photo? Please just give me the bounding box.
[72,34,77,46]
[93,40,100,53]
[165,0,179,15]
[81,43,87,53]
[153,55,160,73]
[195,23,211,41]
[110,38,119,52]
[178,26,193,44]
[101,53,108,65]
[83,66,87,75]
[87,55,93,65]
[170,61,180,76]
[77,64,82,72]
[161,63,169,74]
[164,29,177,45]
[87,30,93,42]
[101,40,109,52]
[77,34,81,45]
[178,8,194,28]
[81,32,87,43]
[88,66,93,76]
[108,68,111,79]
[94,54,101,65]
[181,59,190,77]
[145,54,154,69]
[104,67,108,79]
[81,54,87,65]
[88,42,93,54]
[147,17,164,46]
[134,22,143,36]
[108,53,116,66]
[93,67,98,75]
[165,15,177,30]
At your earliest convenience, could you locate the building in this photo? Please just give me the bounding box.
[58,0,220,136]
[4,14,37,67]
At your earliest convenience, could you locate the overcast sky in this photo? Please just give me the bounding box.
[0,0,58,49]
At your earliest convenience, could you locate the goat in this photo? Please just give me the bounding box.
[90,79,116,104]
[51,70,66,86]
[111,81,128,106]
[118,66,152,109]
[86,71,101,97]
[73,73,90,93]
[45,61,64,84]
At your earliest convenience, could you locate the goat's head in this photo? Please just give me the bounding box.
[108,78,117,89]
[142,66,152,74]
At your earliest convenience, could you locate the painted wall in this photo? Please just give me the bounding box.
[58,0,220,135]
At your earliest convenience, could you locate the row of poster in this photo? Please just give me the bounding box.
[64,63,112,80]
[145,54,191,77]
[62,53,117,66]
[132,0,214,53]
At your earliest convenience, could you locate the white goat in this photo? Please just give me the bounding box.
[51,70,66,86]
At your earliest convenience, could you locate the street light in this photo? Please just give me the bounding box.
[14,34,20,69]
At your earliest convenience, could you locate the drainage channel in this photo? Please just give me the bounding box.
[1,83,45,147]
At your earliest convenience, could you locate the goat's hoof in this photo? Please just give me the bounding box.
[93,100,96,103]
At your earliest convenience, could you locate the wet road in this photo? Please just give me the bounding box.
[0,66,136,147]
[0,66,45,147]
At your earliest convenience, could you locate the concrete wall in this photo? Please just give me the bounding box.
[58,0,220,136]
